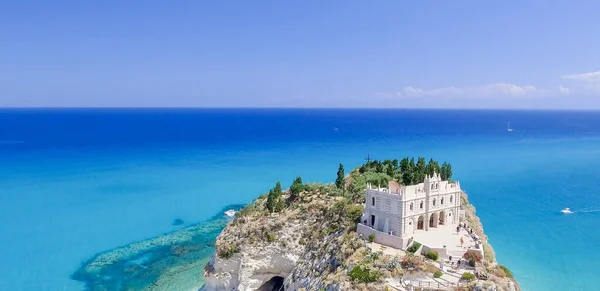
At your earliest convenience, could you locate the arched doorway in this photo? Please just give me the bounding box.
[417,215,425,230]
[429,213,438,228]
[439,210,446,225]
[258,276,284,291]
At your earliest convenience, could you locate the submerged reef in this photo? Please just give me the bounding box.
[71,205,244,291]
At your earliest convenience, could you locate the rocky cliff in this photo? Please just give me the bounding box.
[203,167,520,291]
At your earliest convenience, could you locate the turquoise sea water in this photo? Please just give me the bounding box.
[1,109,600,290]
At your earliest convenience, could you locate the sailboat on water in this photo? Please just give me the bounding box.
[507,122,514,132]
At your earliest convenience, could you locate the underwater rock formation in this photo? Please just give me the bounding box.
[71,205,243,291]
[172,218,184,226]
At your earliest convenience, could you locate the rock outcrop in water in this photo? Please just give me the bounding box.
[172,218,185,226]
[204,163,521,291]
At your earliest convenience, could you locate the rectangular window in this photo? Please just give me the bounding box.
[371,215,375,226]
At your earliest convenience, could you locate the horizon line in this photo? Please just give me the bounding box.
[2,106,600,112]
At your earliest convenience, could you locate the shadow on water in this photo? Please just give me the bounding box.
[71,204,244,291]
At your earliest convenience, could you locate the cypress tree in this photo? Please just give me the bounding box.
[266,189,276,212]
[290,176,303,201]
[336,163,345,190]
[415,157,426,183]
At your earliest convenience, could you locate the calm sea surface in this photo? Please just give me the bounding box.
[1,108,600,290]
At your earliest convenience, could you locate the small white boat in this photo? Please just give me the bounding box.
[507,122,514,132]
[224,209,237,217]
[561,208,573,214]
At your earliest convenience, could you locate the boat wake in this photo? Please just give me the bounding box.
[576,208,600,213]
[560,208,600,214]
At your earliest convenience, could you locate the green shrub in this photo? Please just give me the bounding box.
[348,265,381,283]
[461,272,476,281]
[348,173,367,203]
[367,251,381,262]
[425,251,439,261]
[483,242,495,262]
[328,224,340,234]
[217,245,239,259]
[498,265,514,279]
[407,241,421,253]
[368,234,375,243]
[433,270,443,278]
[274,198,285,212]
[266,232,275,242]
[324,184,344,196]
[345,204,364,224]
[303,183,324,192]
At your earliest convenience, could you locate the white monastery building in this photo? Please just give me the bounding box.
[357,172,462,249]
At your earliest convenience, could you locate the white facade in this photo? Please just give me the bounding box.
[358,172,461,249]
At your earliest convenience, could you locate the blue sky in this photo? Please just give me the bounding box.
[1,1,599,108]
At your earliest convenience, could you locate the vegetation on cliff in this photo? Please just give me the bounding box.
[211,158,519,291]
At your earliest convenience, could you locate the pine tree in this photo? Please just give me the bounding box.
[441,162,453,181]
[426,158,441,176]
[386,163,395,177]
[392,159,399,169]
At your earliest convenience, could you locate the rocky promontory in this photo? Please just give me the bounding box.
[203,158,520,291]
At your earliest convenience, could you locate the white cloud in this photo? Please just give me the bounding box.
[561,71,600,82]
[380,71,600,101]
[400,83,537,98]
[561,71,600,92]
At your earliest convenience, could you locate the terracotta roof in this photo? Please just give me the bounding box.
[389,180,401,188]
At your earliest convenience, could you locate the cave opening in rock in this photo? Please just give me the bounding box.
[257,276,284,291]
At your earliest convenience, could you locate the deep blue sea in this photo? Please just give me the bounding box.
[1,108,600,291]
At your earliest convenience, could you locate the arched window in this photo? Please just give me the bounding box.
[433,198,436,206]
[410,203,413,210]
[450,195,453,203]
[441,197,444,205]
[372,197,375,206]
[420,201,423,209]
